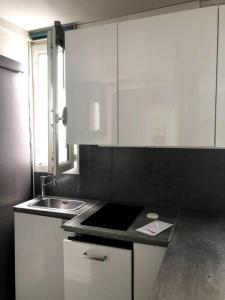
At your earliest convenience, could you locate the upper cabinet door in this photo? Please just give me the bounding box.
[118,7,218,147]
[216,5,225,147]
[65,24,117,145]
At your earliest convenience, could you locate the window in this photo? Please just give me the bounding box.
[32,41,78,173]
[32,42,48,172]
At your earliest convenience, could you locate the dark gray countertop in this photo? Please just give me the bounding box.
[152,211,225,300]
[63,201,177,246]
[14,198,177,246]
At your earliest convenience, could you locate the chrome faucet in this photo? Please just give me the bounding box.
[40,175,57,199]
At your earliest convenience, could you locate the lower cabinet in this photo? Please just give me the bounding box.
[15,212,166,300]
[134,243,166,300]
[64,238,166,300]
[14,212,72,300]
[63,239,132,300]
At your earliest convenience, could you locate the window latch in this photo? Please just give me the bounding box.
[55,107,67,126]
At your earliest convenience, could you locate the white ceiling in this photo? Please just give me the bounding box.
[0,0,197,31]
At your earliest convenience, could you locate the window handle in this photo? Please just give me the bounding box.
[56,107,67,126]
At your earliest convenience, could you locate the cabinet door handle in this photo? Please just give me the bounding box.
[83,251,107,262]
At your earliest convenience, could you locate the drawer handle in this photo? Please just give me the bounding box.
[83,251,107,262]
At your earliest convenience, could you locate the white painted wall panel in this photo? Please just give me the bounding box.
[0,18,29,65]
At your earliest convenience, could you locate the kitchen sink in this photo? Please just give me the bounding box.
[30,198,86,211]
[81,202,144,230]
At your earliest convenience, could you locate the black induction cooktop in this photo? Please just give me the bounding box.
[81,203,144,231]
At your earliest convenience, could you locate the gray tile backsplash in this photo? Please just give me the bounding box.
[35,146,225,214]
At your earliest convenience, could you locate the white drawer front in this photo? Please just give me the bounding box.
[64,239,132,300]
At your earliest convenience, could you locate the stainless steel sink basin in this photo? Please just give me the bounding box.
[30,198,86,211]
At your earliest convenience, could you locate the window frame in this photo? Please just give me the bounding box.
[31,37,76,175]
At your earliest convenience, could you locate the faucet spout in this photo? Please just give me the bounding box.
[40,175,56,199]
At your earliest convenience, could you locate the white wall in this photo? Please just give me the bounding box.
[0,18,29,66]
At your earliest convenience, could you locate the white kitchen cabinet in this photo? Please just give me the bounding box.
[134,243,166,300]
[65,23,117,145]
[118,7,217,147]
[63,239,132,300]
[14,212,72,300]
[216,5,225,147]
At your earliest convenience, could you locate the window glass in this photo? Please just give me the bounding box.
[57,46,67,163]
[32,43,48,171]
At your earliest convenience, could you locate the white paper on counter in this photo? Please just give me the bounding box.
[136,220,173,236]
